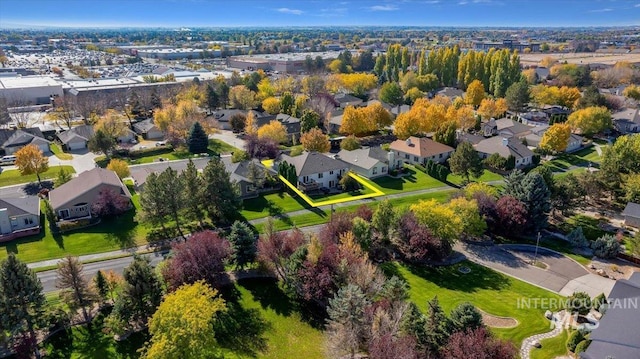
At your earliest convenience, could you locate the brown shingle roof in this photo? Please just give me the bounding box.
[49,168,131,209]
[389,136,454,158]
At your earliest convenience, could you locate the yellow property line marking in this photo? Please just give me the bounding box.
[277,172,385,208]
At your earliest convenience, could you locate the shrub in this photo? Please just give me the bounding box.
[289,147,303,157]
[567,226,589,248]
[58,219,92,233]
[566,330,584,352]
[574,339,591,354]
[484,153,507,170]
[340,136,361,150]
[339,173,361,192]
[567,292,591,316]
[231,150,249,163]
[590,234,621,259]
[43,200,58,231]
[593,293,607,312]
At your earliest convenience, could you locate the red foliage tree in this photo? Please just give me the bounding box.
[354,204,374,222]
[319,212,354,244]
[441,327,517,359]
[368,334,418,359]
[396,212,451,262]
[244,134,280,159]
[473,192,498,232]
[496,196,528,235]
[91,188,131,217]
[257,227,305,280]
[162,230,231,291]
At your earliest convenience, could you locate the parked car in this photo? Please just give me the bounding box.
[155,141,167,147]
[0,155,17,166]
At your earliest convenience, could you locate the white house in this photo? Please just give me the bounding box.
[0,197,40,240]
[332,146,391,179]
[389,136,454,168]
[279,152,349,191]
[474,137,534,168]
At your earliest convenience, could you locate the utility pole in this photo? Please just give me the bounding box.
[532,231,541,265]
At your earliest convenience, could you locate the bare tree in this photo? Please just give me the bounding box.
[6,95,36,128]
[56,256,96,323]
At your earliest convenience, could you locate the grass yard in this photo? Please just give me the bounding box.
[530,329,569,359]
[544,146,604,174]
[51,143,74,160]
[447,169,503,186]
[371,166,447,194]
[557,214,607,241]
[0,165,75,187]
[382,261,563,346]
[219,279,325,359]
[241,192,311,220]
[0,196,149,264]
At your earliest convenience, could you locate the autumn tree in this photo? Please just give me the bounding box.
[0,254,46,359]
[442,327,516,359]
[257,120,288,144]
[302,76,326,96]
[154,100,208,142]
[410,199,463,243]
[91,188,131,218]
[229,85,258,110]
[495,196,528,235]
[106,158,130,179]
[330,73,378,98]
[15,144,49,185]
[448,142,483,183]
[566,106,612,136]
[257,219,305,282]
[531,85,581,109]
[340,136,361,151]
[301,127,330,153]
[623,84,640,101]
[477,98,507,120]
[142,281,226,359]
[448,197,487,237]
[465,80,485,107]
[372,199,396,242]
[88,129,116,158]
[539,123,571,152]
[95,109,128,139]
[56,256,96,322]
[261,97,281,115]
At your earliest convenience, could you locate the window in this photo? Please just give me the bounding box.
[24,218,33,225]
[439,153,443,158]
[372,167,377,174]
[382,166,387,173]
[405,154,409,159]
[318,172,324,179]
[59,209,70,219]
[329,171,334,175]
[414,156,419,162]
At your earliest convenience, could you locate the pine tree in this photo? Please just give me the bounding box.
[448,141,483,183]
[182,160,205,227]
[139,173,171,233]
[94,270,109,304]
[503,170,551,231]
[326,284,370,359]
[157,167,186,238]
[246,161,265,189]
[449,302,483,333]
[228,221,257,270]
[425,296,450,353]
[206,84,219,113]
[56,256,96,322]
[0,254,45,359]
[202,157,241,225]
[401,303,429,353]
[187,122,209,154]
[119,256,163,326]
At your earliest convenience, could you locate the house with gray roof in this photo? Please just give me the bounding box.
[57,124,94,151]
[275,113,302,140]
[49,168,131,220]
[279,152,348,191]
[133,119,164,140]
[130,158,211,190]
[333,146,391,179]
[612,108,640,134]
[495,118,534,138]
[473,136,534,168]
[0,128,51,155]
[334,93,364,109]
[0,197,40,241]
[581,272,640,359]
[435,87,464,100]
[622,202,640,228]
[222,157,278,198]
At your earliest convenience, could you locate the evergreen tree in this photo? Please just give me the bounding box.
[448,141,483,183]
[0,254,45,359]
[425,296,450,353]
[181,160,205,227]
[206,84,219,113]
[503,171,551,231]
[94,270,109,304]
[56,256,96,322]
[150,89,162,111]
[157,167,186,238]
[246,161,265,189]
[118,256,163,326]
[187,122,209,154]
[401,302,429,353]
[227,221,257,270]
[505,80,530,113]
[434,121,457,148]
[202,157,241,225]
[217,82,229,108]
[281,92,295,116]
[449,302,483,333]
[139,173,171,233]
[326,284,370,359]
[300,109,320,133]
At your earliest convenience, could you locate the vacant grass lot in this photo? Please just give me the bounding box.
[544,146,604,173]
[382,261,563,346]
[0,165,75,187]
[241,192,311,220]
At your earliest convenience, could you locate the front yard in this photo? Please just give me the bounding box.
[447,169,503,186]
[0,165,75,187]
[370,165,447,194]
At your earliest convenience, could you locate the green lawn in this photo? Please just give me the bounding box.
[382,261,563,346]
[219,279,325,359]
[0,195,149,264]
[241,192,311,221]
[371,166,447,194]
[51,143,74,160]
[557,214,607,241]
[530,329,569,359]
[0,165,75,187]
[307,186,376,201]
[544,146,603,174]
[447,169,503,186]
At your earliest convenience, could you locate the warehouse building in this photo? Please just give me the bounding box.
[0,75,63,105]
[227,51,346,73]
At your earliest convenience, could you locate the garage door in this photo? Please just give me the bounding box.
[39,144,51,153]
[68,141,86,150]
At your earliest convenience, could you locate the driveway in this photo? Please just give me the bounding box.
[210,130,245,150]
[48,149,99,175]
[456,242,616,297]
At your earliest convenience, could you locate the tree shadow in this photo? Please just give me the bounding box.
[22,180,54,195]
[43,328,74,359]
[239,278,293,316]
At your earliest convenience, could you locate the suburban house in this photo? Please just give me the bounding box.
[133,118,164,140]
[612,108,640,134]
[130,158,211,191]
[49,168,132,220]
[389,136,454,168]
[334,93,364,109]
[494,118,534,138]
[581,272,640,359]
[523,126,583,152]
[519,111,549,126]
[0,197,40,241]
[621,202,640,228]
[482,119,498,137]
[222,157,278,198]
[473,136,535,168]
[278,152,349,191]
[117,128,137,143]
[212,109,248,131]
[0,128,51,155]
[57,124,94,151]
[333,146,391,179]
[328,109,344,134]
[435,87,464,101]
[274,113,302,141]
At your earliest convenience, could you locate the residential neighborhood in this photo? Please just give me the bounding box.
[1,5,640,359]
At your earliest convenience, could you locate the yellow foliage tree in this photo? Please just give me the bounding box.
[522,68,538,84]
[229,85,258,110]
[261,97,281,115]
[477,98,507,120]
[533,85,581,109]
[244,111,258,136]
[566,106,612,136]
[257,120,288,144]
[539,56,558,68]
[95,109,128,139]
[539,123,571,152]
[15,144,49,184]
[340,103,392,136]
[452,105,476,131]
[463,182,498,199]
[447,197,487,237]
[465,80,485,107]
[106,159,130,179]
[257,78,275,99]
[142,281,226,359]
[331,73,377,98]
[300,127,330,153]
[410,199,462,243]
[176,85,205,107]
[154,100,208,141]
[623,85,640,101]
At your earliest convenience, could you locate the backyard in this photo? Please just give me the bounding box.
[0,165,75,187]
[447,169,503,186]
[370,165,447,194]
[543,145,605,173]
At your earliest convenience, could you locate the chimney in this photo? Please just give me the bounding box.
[406,138,413,147]
[502,137,509,146]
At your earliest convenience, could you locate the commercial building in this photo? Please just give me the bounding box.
[228,51,345,73]
[474,40,540,52]
[0,75,63,105]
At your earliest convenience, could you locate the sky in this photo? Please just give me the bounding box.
[0,0,639,28]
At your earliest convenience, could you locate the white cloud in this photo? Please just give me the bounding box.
[423,0,440,3]
[276,7,304,15]
[588,7,613,12]
[368,4,399,11]
[635,3,640,7]
[458,0,468,4]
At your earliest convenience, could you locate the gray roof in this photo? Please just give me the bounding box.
[473,136,534,160]
[281,151,348,177]
[49,168,131,209]
[130,158,211,188]
[334,146,389,170]
[334,93,363,106]
[0,128,49,148]
[221,157,275,184]
[57,125,94,144]
[612,108,639,123]
[0,196,40,216]
[436,87,464,99]
[212,109,247,123]
[495,118,534,136]
[582,272,640,359]
[132,119,159,134]
[622,202,640,219]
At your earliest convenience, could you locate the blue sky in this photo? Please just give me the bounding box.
[0,0,639,28]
